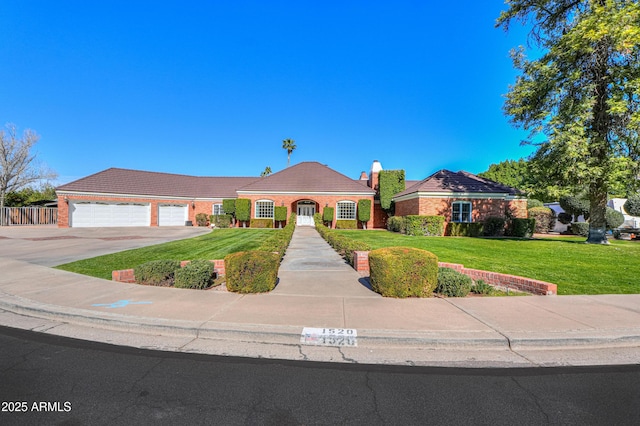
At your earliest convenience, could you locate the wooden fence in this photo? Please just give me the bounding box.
[0,207,58,226]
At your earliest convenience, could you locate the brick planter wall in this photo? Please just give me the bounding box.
[353,251,557,296]
[112,259,226,283]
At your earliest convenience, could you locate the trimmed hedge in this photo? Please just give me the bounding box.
[436,267,472,297]
[624,195,640,217]
[314,214,371,265]
[506,218,535,238]
[134,260,181,286]
[322,207,334,225]
[368,247,438,298]
[225,251,279,293]
[528,207,556,233]
[557,212,572,225]
[235,198,251,227]
[210,214,232,228]
[606,207,625,230]
[335,220,357,229]
[250,218,274,228]
[379,169,405,213]
[274,206,287,222]
[358,199,371,228]
[257,213,296,259]
[404,215,445,236]
[570,222,590,236]
[174,260,216,289]
[386,216,405,233]
[483,216,506,236]
[195,213,208,226]
[447,222,484,237]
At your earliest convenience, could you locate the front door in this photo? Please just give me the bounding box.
[296,202,316,226]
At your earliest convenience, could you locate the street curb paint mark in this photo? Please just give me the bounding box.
[92,300,152,309]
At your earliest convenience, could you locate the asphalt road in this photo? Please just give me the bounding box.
[0,325,639,425]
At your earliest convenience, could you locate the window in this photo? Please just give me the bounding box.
[255,200,274,218]
[212,204,224,216]
[452,201,472,223]
[336,201,356,220]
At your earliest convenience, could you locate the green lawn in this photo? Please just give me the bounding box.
[55,228,274,280]
[335,230,640,295]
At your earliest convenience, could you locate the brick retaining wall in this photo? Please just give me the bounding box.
[353,251,557,296]
[112,259,225,283]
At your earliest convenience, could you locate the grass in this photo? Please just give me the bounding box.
[335,230,640,295]
[55,228,274,280]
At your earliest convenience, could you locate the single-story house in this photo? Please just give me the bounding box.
[55,160,526,230]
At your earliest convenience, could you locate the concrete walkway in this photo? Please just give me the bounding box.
[1,225,640,368]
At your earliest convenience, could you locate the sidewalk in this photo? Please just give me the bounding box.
[1,225,639,367]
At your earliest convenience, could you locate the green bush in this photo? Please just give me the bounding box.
[506,218,535,238]
[335,220,357,229]
[235,199,251,227]
[386,216,405,233]
[436,267,472,297]
[174,260,216,289]
[447,222,484,237]
[322,207,334,226]
[258,213,296,258]
[134,259,181,286]
[528,207,556,233]
[471,279,494,295]
[274,206,287,222]
[560,195,590,221]
[527,199,544,209]
[557,212,572,225]
[570,222,590,236]
[404,215,445,236]
[210,214,232,228]
[483,216,506,237]
[624,195,640,217]
[379,170,405,213]
[225,251,279,293]
[358,199,371,228]
[325,232,370,265]
[368,247,438,298]
[195,213,208,227]
[250,218,274,228]
[606,207,625,230]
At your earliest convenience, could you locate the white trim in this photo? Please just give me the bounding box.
[255,199,275,219]
[57,191,227,202]
[393,192,524,203]
[236,190,374,196]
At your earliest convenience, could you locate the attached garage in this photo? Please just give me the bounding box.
[158,204,188,226]
[70,201,150,227]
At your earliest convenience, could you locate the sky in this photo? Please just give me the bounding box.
[1,1,537,185]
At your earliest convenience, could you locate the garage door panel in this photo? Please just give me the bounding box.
[158,204,188,226]
[70,202,150,227]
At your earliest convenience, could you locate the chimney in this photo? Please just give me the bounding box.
[359,171,368,180]
[368,160,383,191]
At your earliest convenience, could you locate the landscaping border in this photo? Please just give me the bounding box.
[353,251,557,296]
[113,260,225,283]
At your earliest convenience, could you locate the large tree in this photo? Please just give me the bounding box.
[282,138,296,167]
[0,124,57,225]
[497,0,640,244]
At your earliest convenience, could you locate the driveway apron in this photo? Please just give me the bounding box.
[273,226,379,297]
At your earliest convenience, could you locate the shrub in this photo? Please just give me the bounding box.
[250,218,274,228]
[225,251,279,293]
[174,260,216,289]
[624,195,640,217]
[223,199,236,226]
[274,206,287,226]
[386,216,405,233]
[447,222,484,237]
[506,218,535,238]
[322,207,334,227]
[210,214,232,228]
[570,222,590,236]
[335,220,357,229]
[379,170,405,213]
[404,215,445,236]
[195,213,208,227]
[560,195,590,221]
[471,279,494,295]
[357,199,371,228]
[483,216,506,237]
[436,267,472,297]
[527,199,544,209]
[606,207,625,230]
[134,260,181,286]
[258,213,296,259]
[557,212,572,225]
[527,207,556,233]
[368,247,438,298]
[235,199,251,227]
[325,232,371,264]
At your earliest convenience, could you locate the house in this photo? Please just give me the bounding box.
[55,161,526,230]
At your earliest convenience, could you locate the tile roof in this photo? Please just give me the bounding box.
[394,169,521,198]
[56,168,260,199]
[237,162,375,194]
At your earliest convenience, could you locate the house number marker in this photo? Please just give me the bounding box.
[301,327,357,347]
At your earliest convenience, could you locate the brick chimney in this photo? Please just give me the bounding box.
[368,160,383,191]
[359,171,368,180]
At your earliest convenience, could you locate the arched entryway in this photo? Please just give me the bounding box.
[295,200,317,226]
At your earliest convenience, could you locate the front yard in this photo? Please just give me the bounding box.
[56,228,274,280]
[335,230,640,295]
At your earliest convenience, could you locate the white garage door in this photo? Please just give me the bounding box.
[158,204,188,226]
[70,202,150,227]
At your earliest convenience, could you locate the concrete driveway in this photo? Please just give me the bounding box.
[0,226,211,266]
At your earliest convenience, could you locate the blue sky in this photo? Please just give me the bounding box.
[1,1,535,185]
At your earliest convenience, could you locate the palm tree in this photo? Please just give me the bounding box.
[282,138,296,167]
[261,166,272,177]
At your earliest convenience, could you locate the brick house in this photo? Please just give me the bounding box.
[55,161,526,229]
[393,169,527,233]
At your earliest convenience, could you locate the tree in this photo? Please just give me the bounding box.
[378,170,405,214]
[261,166,272,177]
[0,124,57,225]
[357,199,371,230]
[497,1,640,244]
[560,194,590,222]
[479,159,530,191]
[282,138,296,167]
